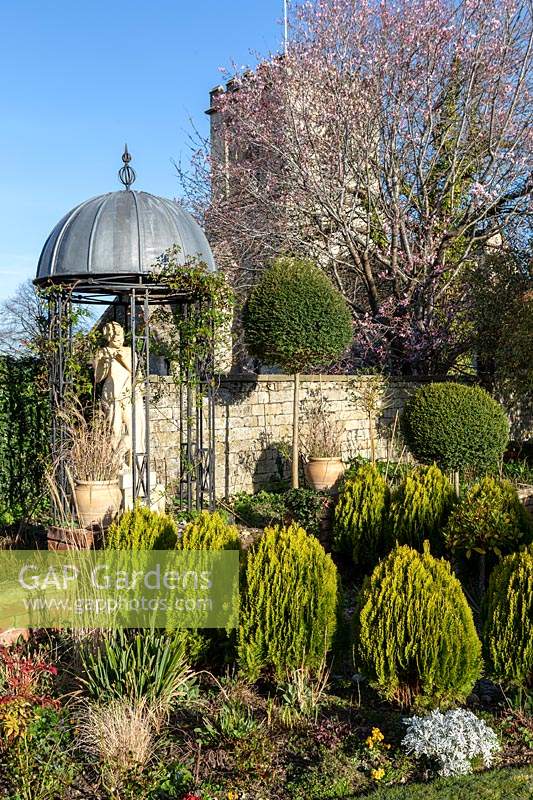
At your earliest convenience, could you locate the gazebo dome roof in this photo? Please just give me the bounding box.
[36,188,216,283]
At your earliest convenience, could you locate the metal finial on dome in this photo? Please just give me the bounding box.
[118,143,136,190]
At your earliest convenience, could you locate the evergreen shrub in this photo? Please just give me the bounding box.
[333,463,390,569]
[356,543,482,707]
[445,477,532,558]
[105,504,177,549]
[389,465,455,553]
[243,257,353,372]
[177,510,240,550]
[483,546,533,689]
[401,382,509,472]
[0,356,49,525]
[238,522,338,681]
[176,511,241,662]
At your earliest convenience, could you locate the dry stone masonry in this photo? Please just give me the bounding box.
[150,373,417,498]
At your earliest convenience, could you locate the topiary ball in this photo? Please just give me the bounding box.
[243,256,353,372]
[401,382,509,472]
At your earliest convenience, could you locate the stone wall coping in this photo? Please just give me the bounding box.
[152,372,437,385]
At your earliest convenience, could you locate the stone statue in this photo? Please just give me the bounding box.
[93,321,145,466]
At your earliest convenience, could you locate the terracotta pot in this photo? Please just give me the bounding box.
[47,525,95,551]
[74,480,121,528]
[304,457,345,493]
[0,628,30,646]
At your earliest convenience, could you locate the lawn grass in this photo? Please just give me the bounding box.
[364,766,533,799]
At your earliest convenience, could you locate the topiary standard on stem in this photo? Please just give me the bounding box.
[243,257,353,488]
[356,542,482,708]
[401,382,509,480]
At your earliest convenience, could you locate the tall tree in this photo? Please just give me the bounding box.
[183,0,532,375]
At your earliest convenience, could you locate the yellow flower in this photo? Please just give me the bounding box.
[371,768,385,781]
[365,736,375,748]
[371,727,384,741]
[227,793,239,800]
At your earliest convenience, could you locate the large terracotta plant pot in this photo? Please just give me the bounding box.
[304,457,345,493]
[74,480,121,528]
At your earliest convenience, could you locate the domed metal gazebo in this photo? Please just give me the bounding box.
[35,147,217,513]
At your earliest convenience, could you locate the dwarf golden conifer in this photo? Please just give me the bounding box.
[389,465,455,553]
[483,546,533,690]
[105,504,177,549]
[238,522,338,681]
[333,463,390,569]
[177,510,240,551]
[356,543,482,707]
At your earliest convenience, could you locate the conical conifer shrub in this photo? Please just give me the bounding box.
[105,504,178,549]
[176,511,241,663]
[238,522,338,681]
[483,546,533,690]
[177,510,240,550]
[356,543,482,707]
[333,463,390,569]
[389,465,455,553]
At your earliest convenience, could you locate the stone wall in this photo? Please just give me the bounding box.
[150,373,417,498]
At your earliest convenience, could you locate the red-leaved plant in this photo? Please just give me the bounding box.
[0,645,60,744]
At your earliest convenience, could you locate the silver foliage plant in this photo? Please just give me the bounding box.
[402,709,500,776]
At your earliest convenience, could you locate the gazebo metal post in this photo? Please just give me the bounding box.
[143,289,151,506]
[130,288,137,501]
[48,288,73,515]
[43,278,216,518]
[129,287,153,506]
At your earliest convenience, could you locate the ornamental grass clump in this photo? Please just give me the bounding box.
[333,463,390,570]
[238,522,338,681]
[483,546,533,691]
[389,464,455,553]
[75,696,164,795]
[105,504,178,549]
[402,709,500,776]
[401,382,509,473]
[356,543,482,708]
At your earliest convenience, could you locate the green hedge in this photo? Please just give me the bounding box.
[0,356,49,525]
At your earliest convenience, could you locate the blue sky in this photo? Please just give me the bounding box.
[0,0,283,301]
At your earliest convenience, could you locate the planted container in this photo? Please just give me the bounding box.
[305,457,344,492]
[74,480,122,528]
